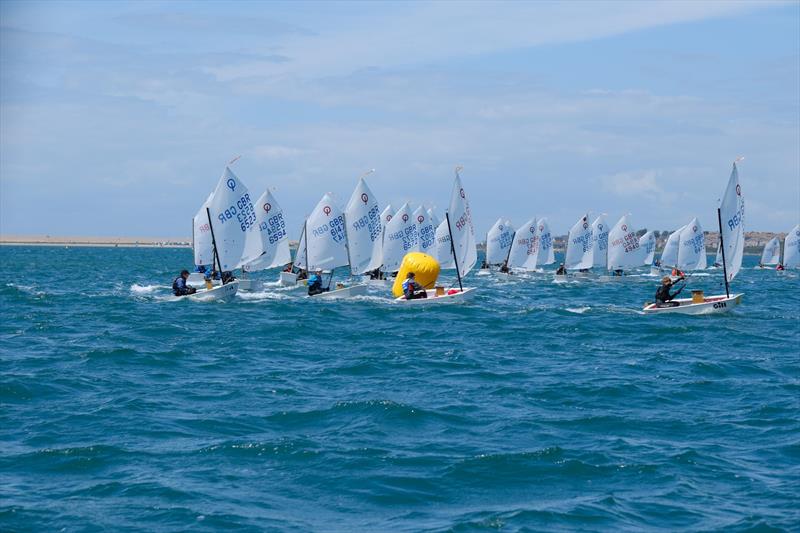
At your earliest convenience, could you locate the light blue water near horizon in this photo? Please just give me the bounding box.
[1,246,798,532]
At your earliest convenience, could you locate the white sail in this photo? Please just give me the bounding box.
[382,203,418,271]
[607,215,641,270]
[507,217,538,270]
[302,193,349,271]
[784,224,800,268]
[532,218,555,266]
[719,162,745,282]
[565,214,593,270]
[660,226,684,268]
[591,215,609,269]
[677,218,706,270]
[414,205,436,255]
[714,240,723,266]
[445,172,478,276]
[428,208,440,230]
[638,230,656,266]
[245,190,291,270]
[760,237,781,266]
[344,177,382,274]
[206,167,262,270]
[193,192,214,268]
[294,225,307,269]
[485,218,514,265]
[433,219,455,268]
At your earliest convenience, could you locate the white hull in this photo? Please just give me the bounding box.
[237,278,262,292]
[360,276,393,287]
[643,293,743,315]
[553,274,568,283]
[310,284,368,299]
[182,281,239,302]
[650,266,662,276]
[279,271,303,287]
[394,287,476,305]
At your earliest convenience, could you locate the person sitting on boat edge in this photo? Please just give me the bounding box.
[403,272,427,300]
[173,270,197,296]
[220,271,236,284]
[480,259,490,269]
[654,275,685,308]
[499,260,511,274]
[612,269,623,276]
[776,263,785,271]
[195,264,210,274]
[556,263,567,275]
[367,267,384,280]
[307,269,328,296]
[671,267,685,277]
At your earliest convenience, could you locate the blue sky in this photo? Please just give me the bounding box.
[1,0,798,238]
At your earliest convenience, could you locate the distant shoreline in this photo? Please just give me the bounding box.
[0,235,191,248]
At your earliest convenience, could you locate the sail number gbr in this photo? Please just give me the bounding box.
[217,194,257,232]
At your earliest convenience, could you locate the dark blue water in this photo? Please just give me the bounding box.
[1,246,798,532]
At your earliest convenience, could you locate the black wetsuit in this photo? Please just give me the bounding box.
[655,282,683,307]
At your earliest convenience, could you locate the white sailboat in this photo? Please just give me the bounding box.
[783,224,800,269]
[564,213,593,278]
[533,218,555,270]
[644,161,745,314]
[486,218,515,267]
[605,214,641,277]
[507,218,538,272]
[758,237,781,267]
[659,225,684,273]
[590,215,609,273]
[240,189,292,291]
[639,230,656,271]
[187,193,218,288]
[397,167,476,303]
[344,172,383,276]
[183,166,261,300]
[676,218,706,272]
[296,193,367,299]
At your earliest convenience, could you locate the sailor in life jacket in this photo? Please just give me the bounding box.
[402,272,427,300]
[172,270,197,296]
[307,269,329,296]
[655,275,684,308]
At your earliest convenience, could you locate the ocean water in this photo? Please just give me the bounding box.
[1,245,798,532]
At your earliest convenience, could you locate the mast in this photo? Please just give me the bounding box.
[343,211,354,276]
[445,212,463,291]
[206,207,223,282]
[716,207,730,298]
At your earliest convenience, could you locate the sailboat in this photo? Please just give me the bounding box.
[783,224,800,269]
[659,225,684,276]
[396,167,477,303]
[603,214,641,279]
[757,237,781,268]
[240,189,292,291]
[639,230,656,274]
[676,218,707,272]
[507,217,538,272]
[485,218,515,270]
[589,215,609,275]
[181,166,262,300]
[644,161,745,314]
[532,218,555,272]
[294,193,367,299]
[344,171,385,287]
[563,213,593,280]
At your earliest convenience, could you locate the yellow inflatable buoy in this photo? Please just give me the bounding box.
[392,252,441,297]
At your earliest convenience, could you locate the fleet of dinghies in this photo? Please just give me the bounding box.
[178,160,793,313]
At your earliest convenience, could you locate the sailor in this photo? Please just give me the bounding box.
[671,267,685,277]
[776,263,785,271]
[402,272,427,300]
[283,262,294,273]
[221,271,236,284]
[612,269,624,276]
[655,275,685,308]
[172,270,197,296]
[368,267,384,280]
[480,259,490,269]
[195,264,209,274]
[556,263,567,275]
[307,269,328,296]
[499,260,511,274]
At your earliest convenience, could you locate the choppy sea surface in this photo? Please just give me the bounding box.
[1,245,798,532]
